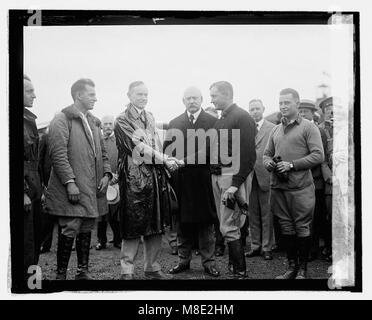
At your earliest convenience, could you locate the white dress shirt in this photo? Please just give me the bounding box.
[256,118,264,131]
[187,108,202,124]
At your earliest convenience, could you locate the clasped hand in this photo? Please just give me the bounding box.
[165,157,185,172]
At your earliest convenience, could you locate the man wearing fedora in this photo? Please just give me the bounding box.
[95,115,121,250]
[298,99,329,261]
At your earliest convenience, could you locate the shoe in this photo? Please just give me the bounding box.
[55,234,74,280]
[171,246,178,255]
[113,242,121,249]
[95,242,106,250]
[295,263,307,279]
[204,265,220,277]
[75,232,92,280]
[40,246,50,254]
[120,273,134,280]
[215,246,225,257]
[245,249,261,258]
[276,259,298,279]
[263,251,273,260]
[144,270,173,280]
[169,263,190,274]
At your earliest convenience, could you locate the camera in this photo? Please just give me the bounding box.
[272,155,289,181]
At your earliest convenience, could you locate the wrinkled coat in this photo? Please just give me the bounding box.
[24,108,42,201]
[46,105,111,218]
[163,109,217,224]
[114,104,171,239]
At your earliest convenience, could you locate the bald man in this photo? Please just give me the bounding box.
[95,115,121,250]
[163,87,220,277]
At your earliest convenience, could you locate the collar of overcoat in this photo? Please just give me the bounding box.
[61,104,101,154]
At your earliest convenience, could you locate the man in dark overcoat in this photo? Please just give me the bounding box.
[164,86,220,277]
[23,74,43,280]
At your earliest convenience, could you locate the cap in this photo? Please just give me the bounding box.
[106,184,120,205]
[299,99,317,111]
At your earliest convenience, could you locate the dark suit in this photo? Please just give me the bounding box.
[163,109,217,267]
[249,119,275,252]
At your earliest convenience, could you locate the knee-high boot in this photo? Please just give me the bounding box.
[56,234,74,280]
[227,239,248,279]
[75,232,92,280]
[276,234,298,279]
[296,236,311,279]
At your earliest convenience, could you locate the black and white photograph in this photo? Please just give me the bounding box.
[3,0,368,303]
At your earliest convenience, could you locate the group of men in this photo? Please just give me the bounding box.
[23,75,335,281]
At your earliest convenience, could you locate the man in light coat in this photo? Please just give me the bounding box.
[246,99,275,260]
[46,78,112,280]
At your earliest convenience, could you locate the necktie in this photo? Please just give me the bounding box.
[189,114,195,125]
[140,111,147,128]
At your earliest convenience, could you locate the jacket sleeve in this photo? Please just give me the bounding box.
[48,113,76,185]
[263,127,276,169]
[231,113,257,188]
[292,123,325,171]
[38,133,47,187]
[318,127,332,182]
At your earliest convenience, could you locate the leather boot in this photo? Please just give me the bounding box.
[56,234,74,280]
[296,236,311,279]
[75,232,92,280]
[276,235,298,279]
[227,239,248,279]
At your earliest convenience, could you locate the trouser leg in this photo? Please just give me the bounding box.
[108,203,121,244]
[24,207,35,280]
[198,224,215,268]
[260,188,273,252]
[248,175,261,251]
[143,234,162,272]
[120,237,140,275]
[97,216,108,245]
[177,223,193,266]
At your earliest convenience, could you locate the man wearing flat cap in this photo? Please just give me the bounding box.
[298,99,329,261]
[318,96,335,261]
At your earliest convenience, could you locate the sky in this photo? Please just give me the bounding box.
[24,24,332,126]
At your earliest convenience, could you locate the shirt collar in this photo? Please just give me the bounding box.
[256,118,264,131]
[187,108,202,122]
[128,103,145,120]
[281,114,302,127]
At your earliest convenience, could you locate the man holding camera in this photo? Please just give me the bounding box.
[263,88,324,279]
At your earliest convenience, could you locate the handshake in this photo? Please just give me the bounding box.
[164,157,185,172]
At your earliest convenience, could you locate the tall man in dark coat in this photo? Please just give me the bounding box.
[164,86,220,277]
[263,88,324,279]
[23,74,43,280]
[114,81,177,280]
[46,78,112,280]
[246,99,275,260]
[209,81,257,279]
